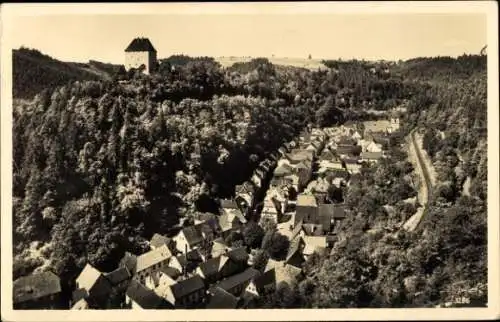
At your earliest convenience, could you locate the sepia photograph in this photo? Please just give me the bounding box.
[1,2,499,321]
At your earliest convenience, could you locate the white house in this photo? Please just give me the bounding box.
[124,37,157,74]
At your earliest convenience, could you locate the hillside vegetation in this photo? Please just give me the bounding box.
[12,47,124,99]
[12,52,487,308]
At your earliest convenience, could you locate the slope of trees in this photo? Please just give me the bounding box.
[12,48,117,99]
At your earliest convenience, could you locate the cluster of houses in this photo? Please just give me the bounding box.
[13,117,400,310]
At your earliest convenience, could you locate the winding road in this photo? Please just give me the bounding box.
[403,129,433,232]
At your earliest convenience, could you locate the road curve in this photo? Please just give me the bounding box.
[403,129,433,232]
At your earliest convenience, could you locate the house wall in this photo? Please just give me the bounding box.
[175,288,205,308]
[245,281,259,296]
[174,232,192,253]
[135,259,170,285]
[125,51,156,74]
[296,206,318,224]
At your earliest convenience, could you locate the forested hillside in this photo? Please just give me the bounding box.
[294,55,487,308]
[12,48,123,99]
[12,52,487,308]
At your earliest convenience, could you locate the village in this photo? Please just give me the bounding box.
[13,114,402,310]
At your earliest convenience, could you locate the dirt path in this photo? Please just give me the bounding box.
[403,130,433,232]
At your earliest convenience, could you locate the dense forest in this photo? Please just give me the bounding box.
[12,48,123,99]
[12,50,487,308]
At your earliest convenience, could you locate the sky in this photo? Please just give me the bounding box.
[8,12,487,64]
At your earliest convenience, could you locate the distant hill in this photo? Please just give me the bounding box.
[12,48,124,99]
[216,56,328,71]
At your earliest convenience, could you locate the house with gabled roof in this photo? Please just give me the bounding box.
[169,248,204,276]
[285,237,305,268]
[120,251,138,275]
[135,245,172,285]
[363,120,391,137]
[264,259,303,287]
[302,223,325,236]
[211,238,229,258]
[235,181,256,208]
[205,286,239,309]
[125,279,171,309]
[273,163,294,177]
[260,197,282,225]
[219,201,247,237]
[365,140,383,153]
[104,266,132,292]
[295,194,318,226]
[174,225,204,253]
[343,157,363,174]
[244,269,276,298]
[319,149,337,162]
[162,275,206,308]
[210,268,261,297]
[320,168,350,183]
[72,263,112,309]
[196,256,223,285]
[335,144,360,157]
[302,236,328,257]
[278,146,288,157]
[73,263,112,309]
[14,271,64,309]
[70,298,89,310]
[361,151,384,163]
[149,233,175,253]
[124,37,157,74]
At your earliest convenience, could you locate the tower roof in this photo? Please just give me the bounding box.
[125,37,157,52]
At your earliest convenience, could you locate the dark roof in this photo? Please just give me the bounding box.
[14,271,61,304]
[323,168,350,179]
[194,222,215,238]
[170,275,205,299]
[104,267,131,286]
[291,219,304,240]
[252,269,276,291]
[220,199,239,209]
[125,37,157,52]
[318,203,346,220]
[181,225,203,246]
[343,157,360,164]
[332,205,346,219]
[302,224,324,236]
[126,279,166,309]
[336,136,357,146]
[194,212,218,222]
[198,256,222,278]
[120,252,138,274]
[213,268,261,293]
[177,249,204,267]
[320,150,336,161]
[150,234,171,249]
[274,164,293,177]
[361,151,384,160]
[160,266,181,280]
[72,288,88,303]
[226,247,249,263]
[286,237,303,262]
[206,287,238,309]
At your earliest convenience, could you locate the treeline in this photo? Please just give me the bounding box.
[13,47,103,99]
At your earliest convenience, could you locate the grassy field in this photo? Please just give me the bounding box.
[216,56,328,70]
